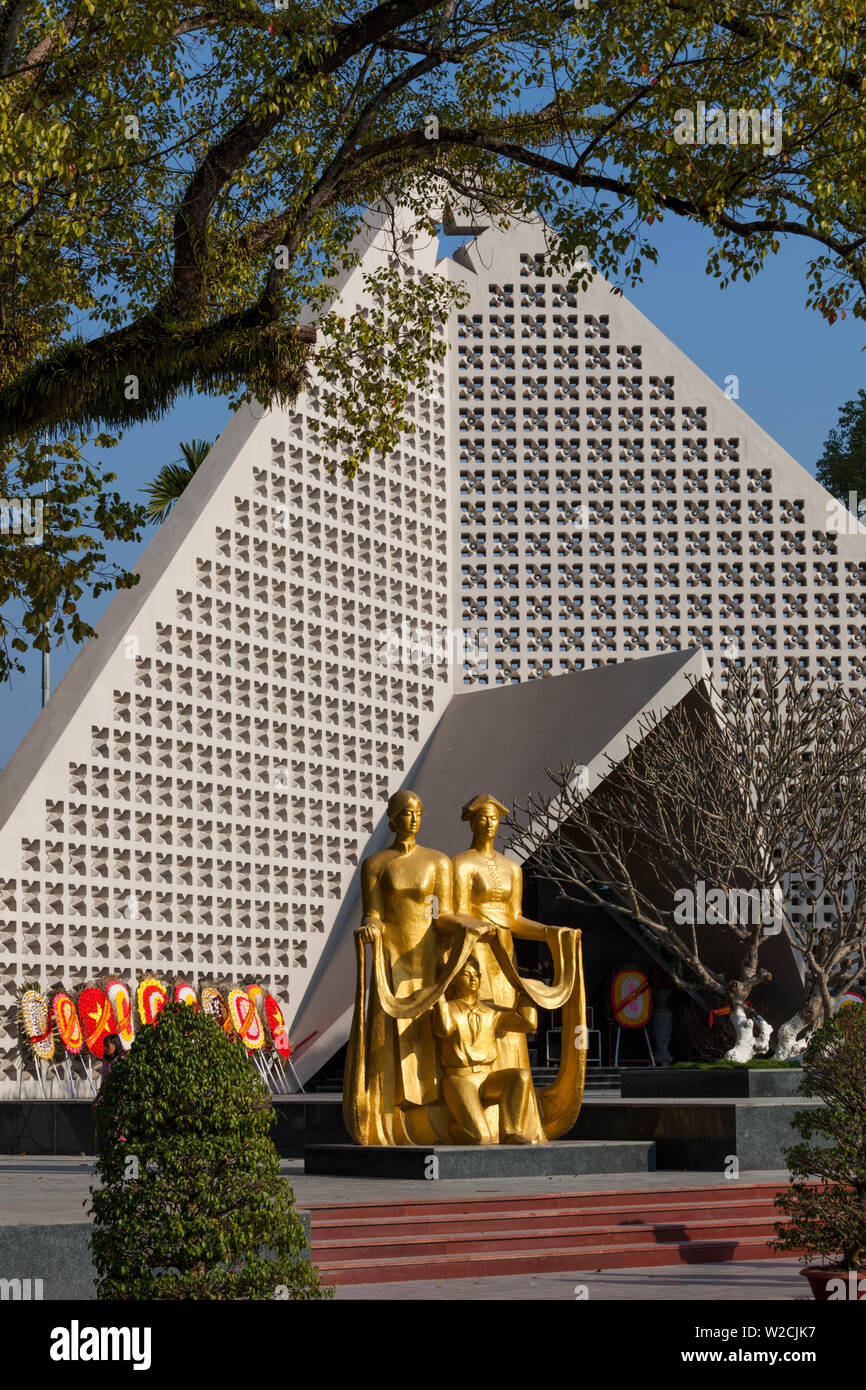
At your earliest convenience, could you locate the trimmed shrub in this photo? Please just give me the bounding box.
[88,1003,332,1299]
[772,1004,866,1271]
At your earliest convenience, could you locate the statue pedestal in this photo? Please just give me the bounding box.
[304,1139,654,1179]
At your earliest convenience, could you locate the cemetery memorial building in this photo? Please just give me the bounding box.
[2,211,864,1097]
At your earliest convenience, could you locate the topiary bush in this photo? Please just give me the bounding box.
[772,1004,866,1271]
[88,1002,332,1299]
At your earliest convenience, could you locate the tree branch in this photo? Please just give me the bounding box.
[0,0,30,76]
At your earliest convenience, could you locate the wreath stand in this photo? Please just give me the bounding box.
[285,1056,305,1093]
[613,1024,656,1068]
[610,966,658,1068]
[17,1057,45,1098]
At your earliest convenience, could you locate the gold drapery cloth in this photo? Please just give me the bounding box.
[344,919,586,1144]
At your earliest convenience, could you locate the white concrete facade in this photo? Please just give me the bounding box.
[0,216,453,1096]
[2,213,864,1094]
[449,220,866,691]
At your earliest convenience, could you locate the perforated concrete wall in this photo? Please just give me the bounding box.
[0,218,452,1096]
[449,221,866,690]
[3,212,864,1093]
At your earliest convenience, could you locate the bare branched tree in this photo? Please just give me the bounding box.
[509,661,866,1061]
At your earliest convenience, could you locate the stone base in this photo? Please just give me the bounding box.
[0,1096,349,1157]
[0,1100,96,1156]
[569,1096,815,1170]
[304,1139,655,1179]
[620,1067,802,1100]
[0,1092,810,1171]
[0,1212,313,1302]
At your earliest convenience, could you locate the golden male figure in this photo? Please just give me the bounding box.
[345,789,481,1145]
[434,955,538,1144]
[450,793,587,1140]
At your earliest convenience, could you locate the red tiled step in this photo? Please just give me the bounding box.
[306,1183,797,1285]
[314,1213,782,1266]
[305,1181,785,1225]
[315,1234,798,1286]
[311,1194,782,1241]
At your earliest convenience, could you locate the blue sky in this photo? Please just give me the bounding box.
[1,212,863,766]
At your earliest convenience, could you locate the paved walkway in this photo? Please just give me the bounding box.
[0,1156,790,1223]
[334,1259,807,1300]
[0,1159,803,1302]
[0,1157,95,1226]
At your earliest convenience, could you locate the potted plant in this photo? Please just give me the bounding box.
[771,1003,866,1300]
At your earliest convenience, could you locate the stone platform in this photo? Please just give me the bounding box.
[0,1095,345,1157]
[0,1100,95,1156]
[0,1091,814,1169]
[568,1096,815,1170]
[620,1068,802,1099]
[0,1157,793,1298]
[305,1139,655,1180]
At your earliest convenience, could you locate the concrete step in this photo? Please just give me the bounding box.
[307,1181,793,1284]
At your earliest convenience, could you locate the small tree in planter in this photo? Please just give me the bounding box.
[771,1004,866,1299]
[88,1002,331,1300]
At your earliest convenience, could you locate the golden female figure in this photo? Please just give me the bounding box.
[344,789,586,1145]
[450,793,587,1140]
[344,790,482,1145]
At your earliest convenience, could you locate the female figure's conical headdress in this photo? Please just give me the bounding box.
[460,793,509,822]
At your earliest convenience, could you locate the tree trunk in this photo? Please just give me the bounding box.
[772,995,822,1060]
[773,1012,811,1060]
[723,1005,756,1062]
[723,1005,772,1062]
[752,1014,772,1056]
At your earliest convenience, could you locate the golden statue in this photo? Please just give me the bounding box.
[450,794,586,1141]
[343,789,586,1146]
[343,790,475,1145]
[434,954,538,1144]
